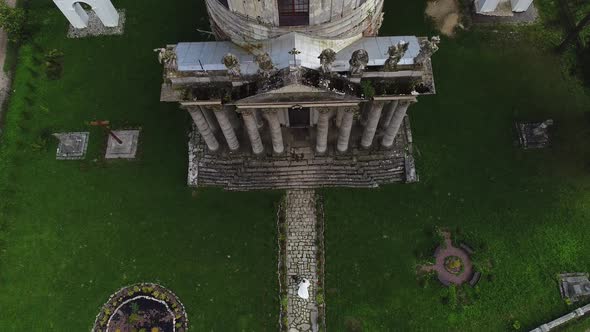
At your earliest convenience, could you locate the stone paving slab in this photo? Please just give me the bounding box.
[105,129,139,159]
[286,190,319,332]
[54,132,89,160]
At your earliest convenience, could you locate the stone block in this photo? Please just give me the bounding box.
[67,9,126,38]
[54,132,89,160]
[105,129,140,160]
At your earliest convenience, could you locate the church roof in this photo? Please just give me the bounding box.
[175,32,422,75]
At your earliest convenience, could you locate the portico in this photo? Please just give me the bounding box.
[157,30,438,190]
[183,95,416,157]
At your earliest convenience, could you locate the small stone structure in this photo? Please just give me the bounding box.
[559,273,590,303]
[475,0,534,15]
[516,119,553,149]
[53,0,119,29]
[105,129,140,159]
[53,132,89,160]
[530,303,590,332]
[67,9,125,38]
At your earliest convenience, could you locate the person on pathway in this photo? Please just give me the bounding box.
[297,278,310,299]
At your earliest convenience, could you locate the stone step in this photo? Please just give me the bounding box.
[226,182,381,191]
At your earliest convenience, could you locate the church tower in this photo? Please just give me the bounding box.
[206,0,384,45]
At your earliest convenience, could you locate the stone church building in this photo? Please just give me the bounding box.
[157,0,439,190]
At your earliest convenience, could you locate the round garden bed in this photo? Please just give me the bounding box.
[92,283,188,332]
[420,230,474,286]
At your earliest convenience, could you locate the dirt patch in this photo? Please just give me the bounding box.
[426,0,463,37]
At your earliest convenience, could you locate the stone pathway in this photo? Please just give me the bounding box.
[285,189,319,332]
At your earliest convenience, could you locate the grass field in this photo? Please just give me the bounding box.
[1,0,590,331]
[0,0,280,330]
[324,1,590,331]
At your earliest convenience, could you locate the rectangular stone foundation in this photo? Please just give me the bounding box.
[188,116,417,191]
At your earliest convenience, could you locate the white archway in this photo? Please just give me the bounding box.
[53,0,119,29]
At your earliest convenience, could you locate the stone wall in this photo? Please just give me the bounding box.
[530,303,590,332]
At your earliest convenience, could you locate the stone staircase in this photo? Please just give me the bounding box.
[188,118,416,191]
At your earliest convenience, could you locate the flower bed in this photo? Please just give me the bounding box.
[444,256,464,275]
[92,283,188,332]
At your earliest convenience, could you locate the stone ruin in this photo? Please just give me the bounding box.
[52,0,125,38]
[559,273,590,303]
[516,119,553,149]
[53,132,89,160]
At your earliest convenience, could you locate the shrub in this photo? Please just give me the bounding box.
[344,317,363,332]
[512,320,521,330]
[316,293,324,305]
[44,49,64,80]
[448,285,458,310]
[0,2,25,42]
[361,81,375,99]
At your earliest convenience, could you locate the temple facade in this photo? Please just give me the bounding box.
[157,0,439,190]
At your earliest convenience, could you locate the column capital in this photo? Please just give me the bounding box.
[261,108,279,115]
[342,105,360,113]
[240,109,255,116]
[205,105,223,112]
[401,99,416,105]
[317,107,331,114]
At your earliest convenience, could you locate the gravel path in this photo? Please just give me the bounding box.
[0,0,17,128]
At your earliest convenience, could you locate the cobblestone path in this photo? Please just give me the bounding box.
[286,189,319,332]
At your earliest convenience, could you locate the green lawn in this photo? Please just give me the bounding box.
[0,0,280,330]
[325,2,590,332]
[2,0,590,331]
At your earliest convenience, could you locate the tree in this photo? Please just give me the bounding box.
[0,2,25,43]
[557,11,590,53]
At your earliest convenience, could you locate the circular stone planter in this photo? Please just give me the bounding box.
[92,283,188,332]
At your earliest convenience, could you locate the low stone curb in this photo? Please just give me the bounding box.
[91,282,188,332]
[529,303,590,332]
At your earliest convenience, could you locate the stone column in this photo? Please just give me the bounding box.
[242,110,264,155]
[254,110,265,129]
[227,107,241,129]
[316,108,330,154]
[200,106,219,132]
[188,107,219,152]
[360,101,385,149]
[336,109,344,128]
[381,101,399,129]
[382,100,413,148]
[475,0,500,13]
[264,110,284,154]
[337,107,355,153]
[212,107,240,151]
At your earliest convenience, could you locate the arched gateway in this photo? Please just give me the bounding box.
[156,0,440,190]
[53,0,119,29]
